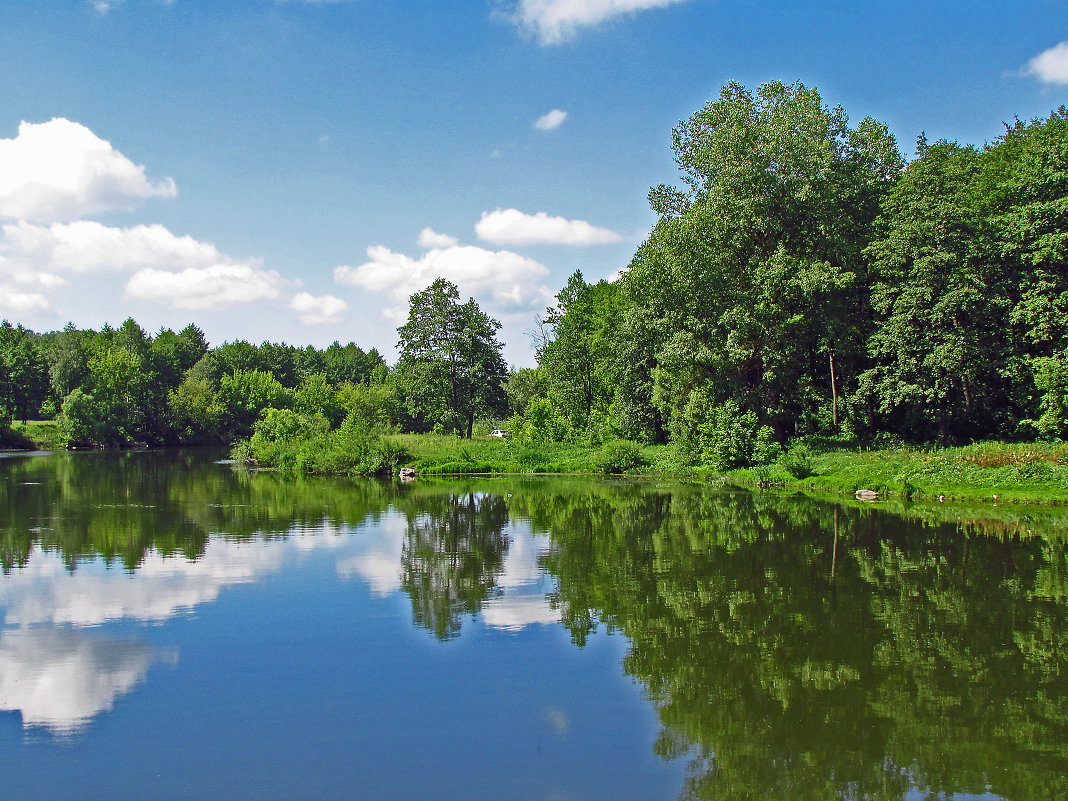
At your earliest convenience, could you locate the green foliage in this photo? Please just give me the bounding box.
[752,425,782,465]
[219,368,289,437]
[779,443,815,479]
[591,439,644,474]
[519,396,571,444]
[1028,355,1068,440]
[242,409,407,476]
[292,372,343,426]
[167,376,226,444]
[395,278,508,438]
[539,272,623,432]
[57,387,103,444]
[336,380,397,429]
[674,395,771,470]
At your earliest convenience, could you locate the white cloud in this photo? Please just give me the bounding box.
[417,227,459,249]
[336,516,408,595]
[1028,41,1068,84]
[534,109,569,131]
[126,263,284,310]
[0,285,52,315]
[509,0,689,45]
[476,208,622,246]
[1,220,224,272]
[290,291,347,324]
[482,594,559,629]
[0,219,285,313]
[0,628,165,734]
[0,118,175,223]
[334,240,553,318]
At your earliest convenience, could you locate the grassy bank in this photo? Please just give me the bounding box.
[1,421,64,451]
[724,441,1068,503]
[383,434,690,476]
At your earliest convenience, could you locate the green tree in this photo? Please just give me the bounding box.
[292,372,343,427]
[167,375,226,443]
[538,271,623,437]
[395,278,508,437]
[219,368,289,436]
[0,322,49,423]
[860,138,1016,441]
[629,80,902,452]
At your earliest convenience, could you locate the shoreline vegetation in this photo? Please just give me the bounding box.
[4,80,1068,514]
[7,426,1068,509]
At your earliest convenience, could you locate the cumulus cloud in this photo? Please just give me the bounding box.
[417,227,459,249]
[509,0,689,45]
[475,208,622,246]
[126,263,284,310]
[0,285,52,315]
[0,628,165,734]
[334,240,552,318]
[0,218,286,313]
[0,118,175,223]
[534,109,569,131]
[1,220,224,272]
[290,291,347,324]
[1027,41,1068,84]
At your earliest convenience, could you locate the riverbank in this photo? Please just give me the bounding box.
[382,436,1068,505]
[722,441,1068,504]
[0,421,64,451]
[395,433,691,475]
[10,423,1068,505]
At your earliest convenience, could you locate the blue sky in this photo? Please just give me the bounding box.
[0,0,1065,366]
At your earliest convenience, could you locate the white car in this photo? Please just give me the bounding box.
[489,429,510,438]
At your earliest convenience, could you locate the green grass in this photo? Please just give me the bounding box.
[725,441,1068,503]
[393,434,696,477]
[1,420,64,451]
[395,433,594,474]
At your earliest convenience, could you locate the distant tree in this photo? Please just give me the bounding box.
[396,278,508,437]
[167,376,226,443]
[538,271,623,436]
[219,369,289,436]
[0,322,49,424]
[292,372,343,427]
[41,323,90,406]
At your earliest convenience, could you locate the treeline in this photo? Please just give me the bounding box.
[0,318,388,446]
[509,80,1068,467]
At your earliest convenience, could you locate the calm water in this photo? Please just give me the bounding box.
[1,450,1067,800]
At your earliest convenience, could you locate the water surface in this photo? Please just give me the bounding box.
[1,449,1066,800]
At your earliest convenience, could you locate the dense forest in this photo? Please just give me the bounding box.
[3,80,1068,469]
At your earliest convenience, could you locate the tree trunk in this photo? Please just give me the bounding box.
[828,350,839,431]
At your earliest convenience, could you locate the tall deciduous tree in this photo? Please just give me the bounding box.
[630,80,901,450]
[860,138,1016,441]
[396,278,507,438]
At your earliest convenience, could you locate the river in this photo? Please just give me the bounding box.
[1,448,1066,800]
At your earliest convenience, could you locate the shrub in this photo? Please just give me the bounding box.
[780,443,815,479]
[700,401,761,470]
[592,439,644,474]
[752,426,782,465]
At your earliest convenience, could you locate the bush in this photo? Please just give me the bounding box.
[238,408,408,476]
[592,439,644,474]
[780,443,815,479]
[752,426,782,465]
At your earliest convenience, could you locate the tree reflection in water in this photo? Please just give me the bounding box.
[400,491,510,640]
[525,485,1068,801]
[3,452,1068,799]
